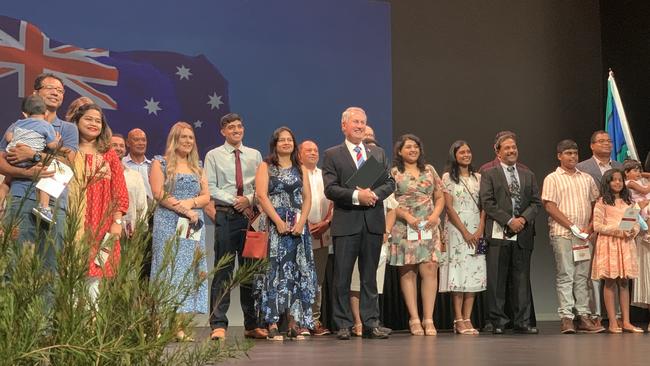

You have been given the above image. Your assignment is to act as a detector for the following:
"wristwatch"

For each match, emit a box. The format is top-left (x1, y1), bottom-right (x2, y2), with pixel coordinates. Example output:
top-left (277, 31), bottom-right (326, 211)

top-left (32, 152), bottom-right (42, 163)
top-left (114, 218), bottom-right (123, 225)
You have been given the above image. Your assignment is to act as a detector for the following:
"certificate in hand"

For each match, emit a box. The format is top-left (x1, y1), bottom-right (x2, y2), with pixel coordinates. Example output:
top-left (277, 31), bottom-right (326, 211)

top-left (35, 160), bottom-right (74, 199)
top-left (619, 206), bottom-right (640, 231)
top-left (345, 155), bottom-right (385, 189)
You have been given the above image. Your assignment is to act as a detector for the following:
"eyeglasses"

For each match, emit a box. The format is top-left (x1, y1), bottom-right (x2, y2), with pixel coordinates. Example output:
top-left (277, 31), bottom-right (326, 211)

top-left (594, 139), bottom-right (612, 144)
top-left (38, 85), bottom-right (65, 94)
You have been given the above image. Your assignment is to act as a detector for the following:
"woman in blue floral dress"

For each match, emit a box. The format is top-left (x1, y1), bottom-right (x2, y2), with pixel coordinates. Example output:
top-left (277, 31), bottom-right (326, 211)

top-left (255, 126), bottom-right (316, 341)
top-left (150, 122), bottom-right (211, 341)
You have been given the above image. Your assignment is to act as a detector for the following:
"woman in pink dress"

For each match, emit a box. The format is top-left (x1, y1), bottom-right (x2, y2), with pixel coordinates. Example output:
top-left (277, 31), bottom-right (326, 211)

top-left (69, 104), bottom-right (129, 301)
top-left (591, 169), bottom-right (641, 333)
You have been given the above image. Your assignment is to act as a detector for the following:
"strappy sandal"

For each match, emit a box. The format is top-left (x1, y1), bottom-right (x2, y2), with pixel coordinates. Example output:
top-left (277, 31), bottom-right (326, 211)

top-left (422, 319), bottom-right (437, 336)
top-left (464, 319), bottom-right (479, 335)
top-left (409, 319), bottom-right (424, 336)
top-left (453, 319), bottom-right (473, 335)
top-left (267, 326), bottom-right (284, 341)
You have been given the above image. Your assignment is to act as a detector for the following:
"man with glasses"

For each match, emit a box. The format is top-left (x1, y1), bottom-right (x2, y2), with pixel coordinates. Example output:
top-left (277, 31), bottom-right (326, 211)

top-left (0, 73), bottom-right (79, 274)
top-left (577, 130), bottom-right (623, 329)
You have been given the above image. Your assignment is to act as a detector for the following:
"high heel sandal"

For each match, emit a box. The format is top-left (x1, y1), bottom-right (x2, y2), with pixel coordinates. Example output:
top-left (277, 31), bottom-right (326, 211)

top-left (453, 319), bottom-right (473, 335)
top-left (422, 319), bottom-right (437, 336)
top-left (409, 319), bottom-right (424, 336)
top-left (464, 319), bottom-right (479, 335)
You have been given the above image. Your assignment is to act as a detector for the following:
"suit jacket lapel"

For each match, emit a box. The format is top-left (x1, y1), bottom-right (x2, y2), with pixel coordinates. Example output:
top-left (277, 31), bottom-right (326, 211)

top-left (496, 165), bottom-right (511, 199)
top-left (339, 143), bottom-right (357, 171)
top-left (517, 164), bottom-right (528, 195)
top-left (591, 157), bottom-right (603, 180)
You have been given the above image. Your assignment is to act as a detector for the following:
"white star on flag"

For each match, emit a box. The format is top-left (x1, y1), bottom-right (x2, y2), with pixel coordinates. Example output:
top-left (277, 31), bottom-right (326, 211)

top-left (175, 65), bottom-right (192, 80)
top-left (207, 92), bottom-right (224, 110)
top-left (144, 97), bottom-right (162, 115)
top-left (193, 120), bottom-right (204, 128)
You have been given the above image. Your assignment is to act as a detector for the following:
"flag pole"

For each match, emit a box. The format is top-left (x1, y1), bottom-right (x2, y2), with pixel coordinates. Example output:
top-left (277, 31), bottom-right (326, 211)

top-left (607, 70), bottom-right (639, 160)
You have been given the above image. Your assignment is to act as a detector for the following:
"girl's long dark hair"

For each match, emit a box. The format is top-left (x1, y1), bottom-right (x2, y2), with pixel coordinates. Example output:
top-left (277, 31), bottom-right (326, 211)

top-left (264, 126), bottom-right (300, 167)
top-left (600, 168), bottom-right (631, 206)
top-left (392, 134), bottom-right (426, 173)
top-left (444, 140), bottom-right (477, 184)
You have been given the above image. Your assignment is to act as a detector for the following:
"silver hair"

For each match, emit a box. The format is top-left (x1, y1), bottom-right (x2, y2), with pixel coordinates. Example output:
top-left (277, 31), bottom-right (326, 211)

top-left (341, 106), bottom-right (366, 123)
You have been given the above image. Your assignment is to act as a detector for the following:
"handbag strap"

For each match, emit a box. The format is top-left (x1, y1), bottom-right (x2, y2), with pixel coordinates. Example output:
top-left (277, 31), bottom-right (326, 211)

top-left (458, 175), bottom-right (480, 210)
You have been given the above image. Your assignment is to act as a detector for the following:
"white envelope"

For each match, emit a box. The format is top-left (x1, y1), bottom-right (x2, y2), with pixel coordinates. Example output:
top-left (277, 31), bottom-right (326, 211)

top-left (176, 217), bottom-right (202, 241)
top-left (491, 223), bottom-right (517, 241)
top-left (407, 223), bottom-right (433, 241)
top-left (35, 160), bottom-right (73, 199)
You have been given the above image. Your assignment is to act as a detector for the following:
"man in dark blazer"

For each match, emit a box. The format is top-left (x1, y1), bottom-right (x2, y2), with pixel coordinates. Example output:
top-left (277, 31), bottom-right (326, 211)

top-left (322, 107), bottom-right (395, 340)
top-left (576, 130), bottom-right (623, 187)
top-left (576, 130), bottom-right (623, 328)
top-left (479, 132), bottom-right (541, 334)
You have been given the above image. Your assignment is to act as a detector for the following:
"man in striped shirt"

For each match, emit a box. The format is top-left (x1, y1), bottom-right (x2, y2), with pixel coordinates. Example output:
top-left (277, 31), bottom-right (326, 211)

top-left (542, 139), bottom-right (604, 334)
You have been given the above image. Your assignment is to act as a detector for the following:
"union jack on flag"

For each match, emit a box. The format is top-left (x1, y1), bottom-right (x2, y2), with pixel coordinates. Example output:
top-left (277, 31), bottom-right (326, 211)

top-left (0, 15), bottom-right (230, 158)
top-left (0, 18), bottom-right (119, 109)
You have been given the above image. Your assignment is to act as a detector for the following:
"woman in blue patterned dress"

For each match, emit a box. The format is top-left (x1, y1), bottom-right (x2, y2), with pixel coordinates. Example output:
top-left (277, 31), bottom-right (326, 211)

top-left (255, 126), bottom-right (316, 341)
top-left (150, 122), bottom-right (211, 341)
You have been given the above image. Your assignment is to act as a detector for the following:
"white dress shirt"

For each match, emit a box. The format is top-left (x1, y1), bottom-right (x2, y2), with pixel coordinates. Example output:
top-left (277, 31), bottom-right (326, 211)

top-left (345, 139), bottom-right (368, 205)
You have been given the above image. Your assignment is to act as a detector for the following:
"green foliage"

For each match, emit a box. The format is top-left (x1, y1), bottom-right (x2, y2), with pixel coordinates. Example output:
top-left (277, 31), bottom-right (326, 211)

top-left (0, 182), bottom-right (266, 365)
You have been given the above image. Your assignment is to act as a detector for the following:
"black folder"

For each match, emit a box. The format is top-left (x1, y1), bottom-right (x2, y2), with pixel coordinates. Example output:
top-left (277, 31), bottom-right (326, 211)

top-left (345, 155), bottom-right (386, 189)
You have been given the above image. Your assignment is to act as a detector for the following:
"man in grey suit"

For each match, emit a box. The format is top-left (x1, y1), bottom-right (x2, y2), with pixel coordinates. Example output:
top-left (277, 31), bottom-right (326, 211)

top-left (322, 107), bottom-right (395, 340)
top-left (479, 131), bottom-right (541, 334)
top-left (576, 130), bottom-right (623, 329)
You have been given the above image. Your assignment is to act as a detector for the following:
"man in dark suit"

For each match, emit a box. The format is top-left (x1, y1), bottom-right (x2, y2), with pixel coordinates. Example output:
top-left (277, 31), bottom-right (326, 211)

top-left (479, 132), bottom-right (541, 334)
top-left (322, 107), bottom-right (395, 340)
top-left (576, 130), bottom-right (623, 329)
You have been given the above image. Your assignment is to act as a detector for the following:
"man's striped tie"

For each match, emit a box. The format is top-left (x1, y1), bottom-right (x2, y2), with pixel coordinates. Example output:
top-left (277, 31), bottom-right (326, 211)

top-left (354, 146), bottom-right (365, 168)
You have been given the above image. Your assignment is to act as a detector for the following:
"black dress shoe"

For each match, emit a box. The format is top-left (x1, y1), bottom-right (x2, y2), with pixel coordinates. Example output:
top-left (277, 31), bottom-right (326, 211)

top-left (513, 326), bottom-right (539, 334)
top-left (337, 328), bottom-right (351, 340)
top-left (363, 327), bottom-right (390, 339)
top-left (483, 323), bottom-right (494, 332)
top-left (492, 327), bottom-right (505, 335)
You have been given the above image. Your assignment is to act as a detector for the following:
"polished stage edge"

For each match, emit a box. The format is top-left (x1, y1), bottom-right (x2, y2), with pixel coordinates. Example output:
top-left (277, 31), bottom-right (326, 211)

top-left (189, 322), bottom-right (649, 366)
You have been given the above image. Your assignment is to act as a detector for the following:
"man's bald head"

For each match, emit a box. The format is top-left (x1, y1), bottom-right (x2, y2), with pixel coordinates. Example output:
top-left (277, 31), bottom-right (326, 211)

top-left (126, 128), bottom-right (148, 158)
top-left (299, 140), bottom-right (319, 169)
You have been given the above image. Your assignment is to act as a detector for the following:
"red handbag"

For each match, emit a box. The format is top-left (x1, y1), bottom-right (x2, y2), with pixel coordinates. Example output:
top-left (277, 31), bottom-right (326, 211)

top-left (241, 214), bottom-right (269, 259)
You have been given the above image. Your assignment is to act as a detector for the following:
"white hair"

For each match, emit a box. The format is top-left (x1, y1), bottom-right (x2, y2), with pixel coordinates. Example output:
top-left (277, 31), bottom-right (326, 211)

top-left (341, 106), bottom-right (366, 123)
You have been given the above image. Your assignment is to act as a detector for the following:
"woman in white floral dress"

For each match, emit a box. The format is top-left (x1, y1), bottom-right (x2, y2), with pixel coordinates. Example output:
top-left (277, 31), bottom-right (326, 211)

top-left (439, 140), bottom-right (486, 335)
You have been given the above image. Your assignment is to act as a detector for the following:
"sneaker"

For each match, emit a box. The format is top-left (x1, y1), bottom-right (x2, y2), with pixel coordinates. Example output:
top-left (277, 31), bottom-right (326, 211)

top-left (576, 316), bottom-right (604, 333)
top-left (32, 206), bottom-right (55, 224)
top-left (298, 327), bottom-right (311, 336)
top-left (311, 321), bottom-right (331, 336)
top-left (560, 318), bottom-right (576, 334)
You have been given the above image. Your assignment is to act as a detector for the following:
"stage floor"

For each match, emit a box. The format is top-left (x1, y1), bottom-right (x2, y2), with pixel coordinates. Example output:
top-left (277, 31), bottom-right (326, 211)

top-left (192, 322), bottom-right (649, 366)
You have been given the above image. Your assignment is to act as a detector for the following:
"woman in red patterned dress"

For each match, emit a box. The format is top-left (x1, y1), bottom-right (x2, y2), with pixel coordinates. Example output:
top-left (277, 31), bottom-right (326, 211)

top-left (69, 103), bottom-right (128, 302)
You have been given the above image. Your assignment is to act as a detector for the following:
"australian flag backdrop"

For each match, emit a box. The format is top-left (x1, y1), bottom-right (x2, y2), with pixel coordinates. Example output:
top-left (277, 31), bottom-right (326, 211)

top-left (0, 15), bottom-right (227, 158)
top-left (0, 1), bottom-right (392, 160)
